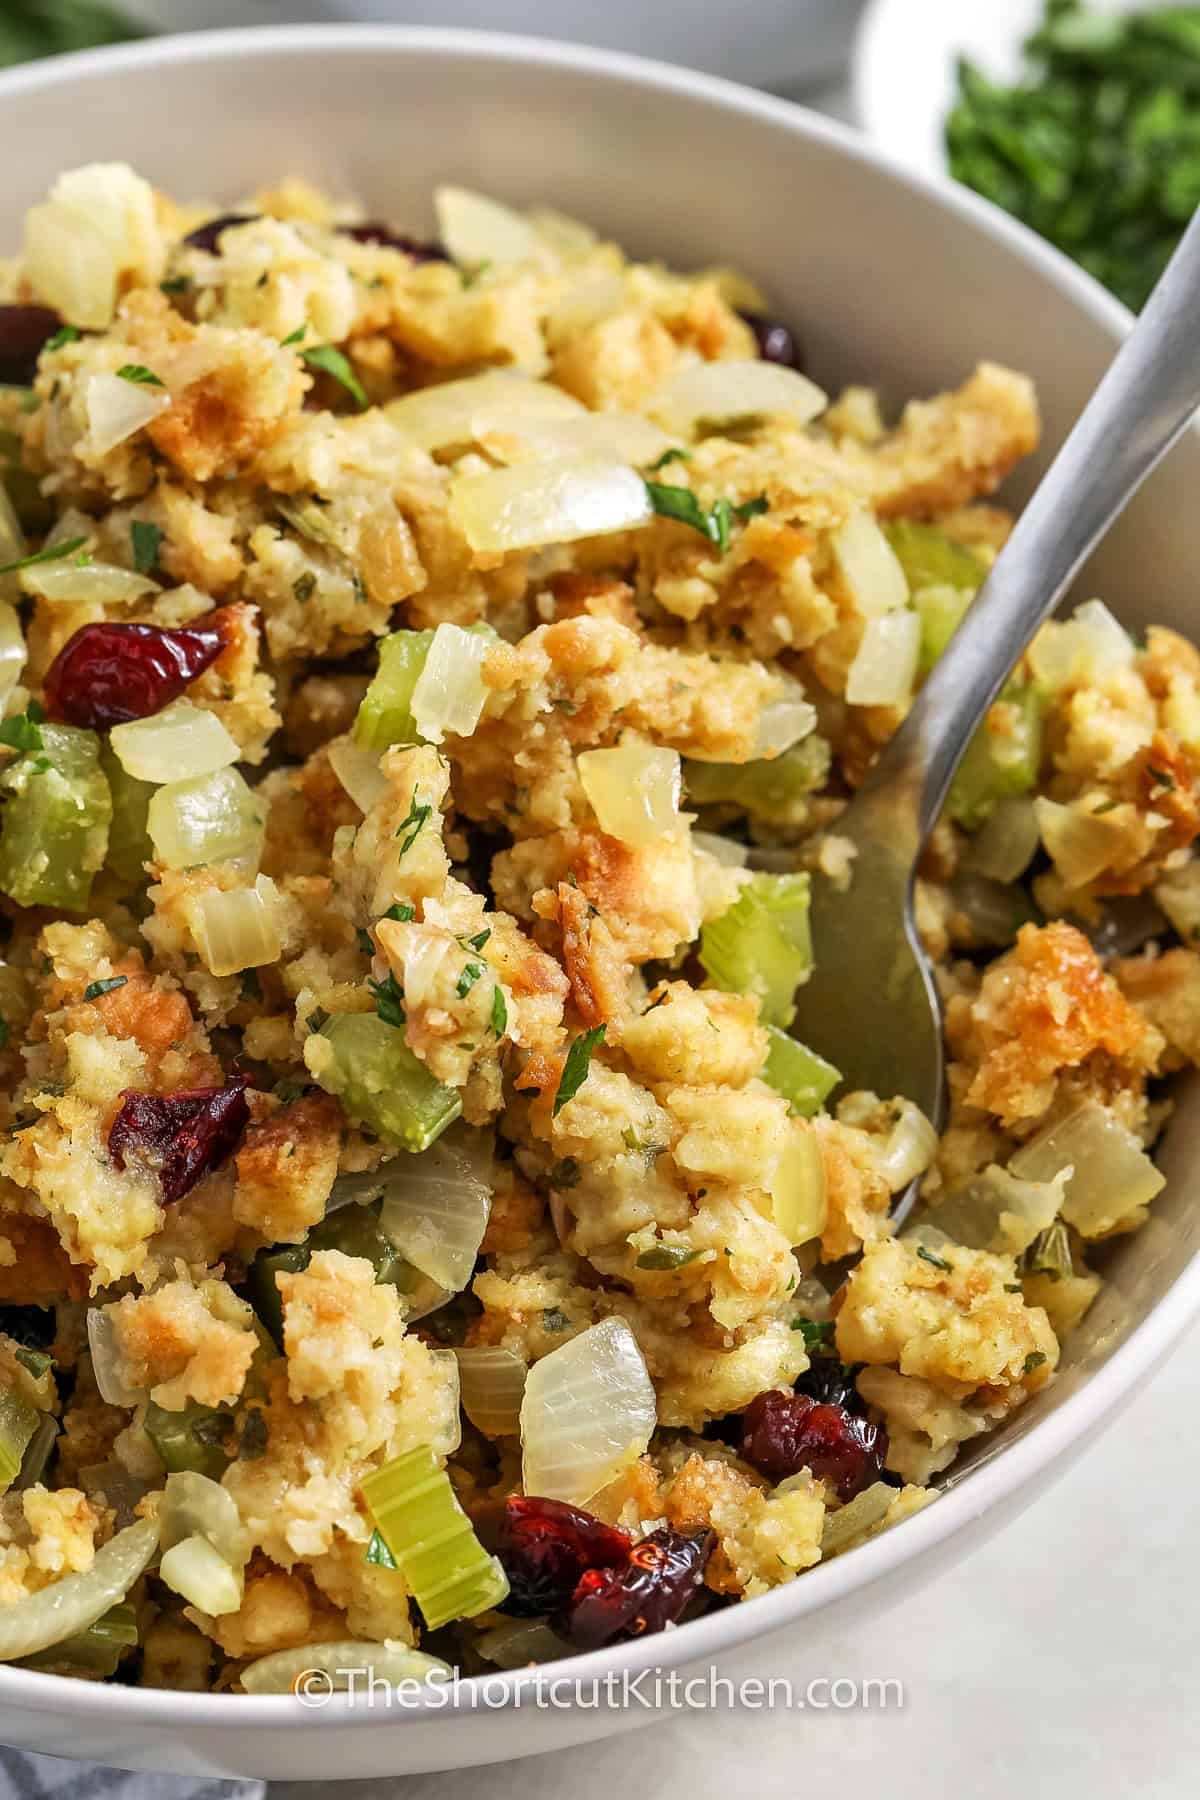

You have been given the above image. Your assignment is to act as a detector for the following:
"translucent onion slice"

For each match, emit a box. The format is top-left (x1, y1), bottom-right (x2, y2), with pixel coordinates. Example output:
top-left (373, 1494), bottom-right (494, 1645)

top-left (820, 1482), bottom-right (897, 1559)
top-left (110, 700), bottom-right (238, 784)
top-left (769, 1121), bottom-right (827, 1247)
top-left (432, 1348), bottom-right (463, 1457)
top-left (754, 676), bottom-right (817, 759)
top-left (85, 371), bottom-right (171, 456)
top-left (918, 1164), bottom-right (1067, 1257)
top-left (475, 1616), bottom-right (572, 1669)
top-left (24, 163), bottom-right (163, 331)
top-left (846, 610), bottom-right (922, 707)
top-left (13, 1415), bottom-right (58, 1492)
top-left (963, 795), bottom-right (1041, 884)
top-left (147, 766), bottom-right (265, 871)
top-left (159, 1534), bottom-right (243, 1616)
top-left (410, 622), bottom-right (490, 745)
top-left (529, 205), bottom-right (597, 256)
top-left (188, 875), bottom-right (282, 978)
top-left (479, 411), bottom-right (672, 468)
top-left (832, 508), bottom-right (910, 617)
top-left (0, 1516), bottom-right (159, 1663)
top-left (0, 482), bottom-right (26, 573)
top-left (1034, 797), bottom-right (1128, 890)
top-left (1028, 598), bottom-right (1133, 692)
top-left (434, 184), bottom-right (543, 268)
top-left (650, 359), bottom-right (827, 437)
top-left (241, 1639), bottom-right (452, 1695)
top-left (520, 1316), bottom-right (656, 1505)
top-left (545, 268), bottom-right (625, 343)
top-left (379, 1129), bottom-right (493, 1295)
top-left (361, 1445), bottom-right (509, 1630)
top-left (159, 1470), bottom-right (246, 1566)
top-left (86, 1306), bottom-right (144, 1407)
top-left (328, 735), bottom-right (390, 813)
top-left (1009, 1101), bottom-right (1164, 1237)
top-left (453, 1346), bottom-right (527, 1438)
top-left (386, 370), bottom-right (583, 454)
top-left (0, 602), bottom-right (27, 705)
top-left (874, 1100), bottom-right (939, 1190)
top-left (22, 560), bottom-right (160, 607)
top-left (577, 735), bottom-right (682, 849)
top-left (449, 456), bottom-right (652, 553)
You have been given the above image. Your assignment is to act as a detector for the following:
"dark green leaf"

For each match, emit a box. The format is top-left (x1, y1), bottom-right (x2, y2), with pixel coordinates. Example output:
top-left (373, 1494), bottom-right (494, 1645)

top-left (395, 797), bottom-right (431, 857)
top-left (116, 363), bottom-right (164, 387)
top-left (13, 1347), bottom-right (51, 1378)
top-left (1023, 1350), bottom-right (1048, 1375)
top-left (44, 325), bottom-right (80, 353)
top-left (456, 962), bottom-right (483, 999)
top-left (301, 344), bottom-right (368, 410)
top-left (0, 535), bottom-right (88, 578)
top-left (368, 973), bottom-right (406, 1030)
top-left (83, 976), bottom-right (127, 1003)
top-left (0, 710), bottom-right (43, 752)
top-left (365, 1528), bottom-right (398, 1568)
top-left (553, 1023), bottom-right (606, 1116)
top-left (280, 325), bottom-right (308, 347)
top-left (636, 1243), bottom-right (701, 1271)
top-left (490, 983), bottom-right (508, 1038)
top-left (916, 1244), bottom-right (953, 1273)
top-left (646, 447), bottom-right (691, 471)
top-left (384, 902), bottom-right (415, 923)
top-left (130, 519), bottom-right (163, 575)
top-left (792, 1317), bottom-right (835, 1352)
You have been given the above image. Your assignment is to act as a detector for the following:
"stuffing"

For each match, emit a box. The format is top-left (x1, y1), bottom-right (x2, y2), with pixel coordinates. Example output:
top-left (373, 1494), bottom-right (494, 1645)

top-left (104, 1276), bottom-right (260, 1410)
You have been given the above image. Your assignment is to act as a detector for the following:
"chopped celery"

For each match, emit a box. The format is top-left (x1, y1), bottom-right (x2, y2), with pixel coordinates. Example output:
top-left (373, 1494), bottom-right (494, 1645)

top-left (353, 629), bottom-right (435, 751)
top-left (22, 1603), bottom-right (138, 1677)
top-left (101, 745), bottom-right (154, 884)
top-left (0, 723), bottom-right (110, 910)
top-left (0, 1390), bottom-right (38, 1494)
top-left (761, 1024), bottom-right (840, 1117)
top-left (684, 735), bottom-right (832, 828)
top-left (884, 521), bottom-right (986, 595)
top-left (914, 584), bottom-right (973, 674)
top-left (248, 1202), bottom-right (420, 1344)
top-left (947, 682), bottom-right (1044, 831)
top-left (361, 1445), bottom-right (509, 1630)
top-left (699, 871), bottom-right (812, 1028)
top-left (144, 1398), bottom-right (232, 1482)
top-left (312, 1013), bottom-right (461, 1151)
top-left (246, 1245), bottom-right (308, 1346)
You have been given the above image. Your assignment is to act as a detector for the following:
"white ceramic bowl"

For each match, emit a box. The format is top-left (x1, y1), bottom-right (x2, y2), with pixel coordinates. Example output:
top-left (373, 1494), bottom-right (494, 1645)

top-left (2, 24), bottom-right (1199, 1782)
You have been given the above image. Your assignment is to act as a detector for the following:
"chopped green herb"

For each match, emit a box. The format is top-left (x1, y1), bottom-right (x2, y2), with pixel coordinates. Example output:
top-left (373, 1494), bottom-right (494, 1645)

top-left (0, 535), bottom-right (88, 578)
top-left (130, 519), bottom-right (163, 574)
top-left (14, 1347), bottom-right (52, 1379)
top-left (553, 1023), bottom-right (606, 1116)
top-left (542, 1307), bottom-right (571, 1332)
top-left (465, 928), bottom-right (491, 952)
top-left (547, 1157), bottom-right (581, 1189)
top-left (83, 976), bottom-right (127, 1003)
top-left (384, 902), bottom-right (415, 923)
top-left (115, 363), bottom-right (164, 387)
top-left (292, 571), bottom-right (316, 604)
top-left (301, 344), bottom-right (368, 410)
top-left (647, 447), bottom-right (691, 471)
top-left (1148, 765), bottom-right (1177, 791)
top-left (490, 983), bottom-right (508, 1038)
top-left (160, 275), bottom-right (192, 295)
top-left (636, 1243), bottom-right (701, 1271)
top-left (456, 962), bottom-right (483, 999)
top-left (365, 1526), bottom-right (399, 1568)
top-left (734, 494), bottom-right (769, 522)
top-left (239, 969), bottom-right (263, 1004)
top-left (1023, 1350), bottom-right (1048, 1375)
top-left (306, 1007), bottom-right (330, 1033)
top-left (238, 1407), bottom-right (269, 1461)
top-left (368, 973), bottom-right (406, 1030)
top-left (916, 1244), bottom-right (953, 1273)
top-left (356, 928), bottom-right (375, 956)
top-left (792, 1317), bottom-right (835, 1352)
top-left (44, 325), bottom-right (80, 353)
top-left (1024, 1219), bottom-right (1074, 1282)
top-left (0, 710), bottom-right (43, 753)
top-left (395, 797), bottom-right (432, 857)
top-left (280, 325), bottom-right (308, 347)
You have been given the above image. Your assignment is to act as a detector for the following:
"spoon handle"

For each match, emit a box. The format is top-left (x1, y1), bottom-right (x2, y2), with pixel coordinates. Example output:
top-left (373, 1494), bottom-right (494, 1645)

top-left (863, 202), bottom-right (1200, 850)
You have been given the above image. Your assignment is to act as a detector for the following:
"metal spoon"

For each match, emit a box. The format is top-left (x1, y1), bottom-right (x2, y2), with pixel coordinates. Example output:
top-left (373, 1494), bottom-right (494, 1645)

top-left (789, 206), bottom-right (1200, 1192)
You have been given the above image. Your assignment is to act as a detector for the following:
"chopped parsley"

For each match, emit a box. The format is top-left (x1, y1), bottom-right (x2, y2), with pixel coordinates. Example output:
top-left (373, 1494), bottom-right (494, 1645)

top-left (306, 1007), bottom-right (330, 1033)
top-left (83, 976), bottom-right (128, 1003)
top-left (916, 1244), bottom-right (953, 1273)
top-left (160, 275), bottom-right (192, 296)
top-left (301, 344), bottom-right (368, 410)
top-left (1023, 1350), bottom-right (1048, 1375)
top-left (643, 480), bottom-right (768, 553)
top-left (792, 1317), bottom-right (835, 1353)
top-left (239, 969), bottom-right (263, 1004)
top-left (365, 1528), bottom-right (398, 1569)
top-left (115, 363), bottom-right (165, 387)
top-left (368, 972), bottom-right (406, 1030)
top-left (1148, 765), bottom-right (1177, 791)
top-left (356, 928), bottom-right (375, 956)
top-left (636, 1243), bottom-right (701, 1271)
top-left (547, 1157), bottom-right (581, 1189)
top-left (44, 325), bottom-right (80, 353)
top-left (490, 983), bottom-right (508, 1038)
top-left (456, 962), bottom-right (483, 999)
top-left (130, 519), bottom-right (163, 574)
top-left (542, 1307), bottom-right (571, 1333)
top-left (464, 928), bottom-right (491, 952)
top-left (647, 446), bottom-right (691, 471)
top-left (0, 535), bottom-right (88, 578)
top-left (384, 902), bottom-right (415, 923)
top-left (292, 571), bottom-right (316, 604)
top-left (0, 707), bottom-right (44, 752)
top-left (395, 797), bottom-right (432, 857)
top-left (13, 1347), bottom-right (51, 1379)
top-left (280, 324), bottom-right (308, 347)
top-left (553, 1023), bottom-right (606, 1116)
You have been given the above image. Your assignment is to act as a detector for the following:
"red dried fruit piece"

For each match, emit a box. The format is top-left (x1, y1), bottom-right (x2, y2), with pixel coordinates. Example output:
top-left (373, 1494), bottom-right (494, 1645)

top-left (339, 223), bottom-right (449, 263)
top-left (741, 1389), bottom-right (888, 1500)
top-left (567, 1527), bottom-right (715, 1650)
top-left (496, 1495), bottom-right (631, 1618)
top-left (740, 311), bottom-right (805, 373)
top-left (183, 213), bottom-right (261, 253)
top-left (0, 304), bottom-right (62, 386)
top-left (43, 621), bottom-right (224, 730)
top-left (108, 1073), bottom-right (251, 1205)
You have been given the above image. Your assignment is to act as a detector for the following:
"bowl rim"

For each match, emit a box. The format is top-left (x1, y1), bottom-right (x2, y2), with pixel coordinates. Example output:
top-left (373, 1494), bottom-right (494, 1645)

top-left (0, 17), bottom-right (1194, 1731)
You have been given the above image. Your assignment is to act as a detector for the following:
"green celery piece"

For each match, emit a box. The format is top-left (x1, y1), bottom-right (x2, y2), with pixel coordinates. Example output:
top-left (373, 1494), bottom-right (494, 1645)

top-left (947, 681), bottom-right (1044, 831)
top-left (884, 520), bottom-right (987, 595)
top-left (245, 1244), bottom-right (309, 1346)
top-left (22, 1603), bottom-right (138, 1677)
top-left (144, 1398), bottom-right (232, 1481)
top-left (101, 744), bottom-right (154, 883)
top-left (914, 585), bottom-right (974, 675)
top-left (361, 1444), bottom-right (509, 1630)
top-left (0, 723), bottom-right (111, 910)
top-left (314, 1013), bottom-right (461, 1151)
top-left (0, 1389), bottom-right (38, 1493)
top-left (684, 736), bottom-right (832, 828)
top-left (248, 1202), bottom-right (421, 1343)
top-left (353, 629), bottom-right (435, 750)
top-left (699, 871), bottom-right (812, 1028)
top-left (761, 1024), bottom-right (841, 1117)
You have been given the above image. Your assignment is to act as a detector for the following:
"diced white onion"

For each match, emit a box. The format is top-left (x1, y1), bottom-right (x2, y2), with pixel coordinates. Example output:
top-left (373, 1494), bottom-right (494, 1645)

top-left (77, 1460), bottom-right (155, 1528)
top-left (85, 370), bottom-right (171, 456)
top-left (110, 700), bottom-right (238, 784)
top-left (479, 411), bottom-right (672, 468)
top-left (86, 1307), bottom-right (144, 1407)
top-left (159, 1471), bottom-right (247, 1567)
top-left (650, 359), bottom-right (827, 437)
top-left (22, 559), bottom-right (160, 606)
top-left (0, 1517), bottom-right (158, 1663)
top-left (411, 622), bottom-right (490, 745)
top-left (434, 184), bottom-right (544, 269)
top-left (755, 675), bottom-right (817, 759)
top-left (475, 1616), bottom-right (572, 1669)
top-left (520, 1316), bottom-right (656, 1505)
top-left (432, 1348), bottom-right (463, 1457)
top-left (159, 1533), bottom-right (243, 1616)
top-left (1028, 598), bottom-right (1134, 693)
top-left (692, 829), bottom-right (749, 868)
top-left (846, 610), bottom-right (922, 706)
top-left (1009, 1102), bottom-right (1164, 1237)
top-left (385, 369), bottom-right (583, 454)
top-left (0, 482), bottom-right (26, 573)
top-left (147, 766), bottom-right (265, 871)
top-left (453, 1347), bottom-right (527, 1438)
top-left (379, 1128), bottom-right (494, 1295)
top-left (328, 736), bottom-right (390, 813)
top-left (188, 875), bottom-right (282, 978)
top-left (769, 1121), bottom-right (827, 1247)
top-left (545, 269), bottom-right (625, 343)
top-left (1034, 797), bottom-right (1128, 889)
top-left (577, 735), bottom-right (682, 849)
top-left (1155, 860), bottom-right (1200, 941)
top-left (919, 1164), bottom-right (1067, 1256)
top-left (24, 162), bottom-right (164, 330)
top-left (13, 1416), bottom-right (58, 1492)
top-left (529, 206), bottom-right (598, 257)
top-left (963, 795), bottom-right (1041, 883)
top-left (393, 927), bottom-right (452, 1010)
top-left (820, 1482), bottom-right (896, 1558)
top-left (874, 1099), bottom-right (939, 1191)
top-left (241, 1640), bottom-right (452, 1695)
top-left (449, 456), bottom-right (652, 552)
top-left (833, 508), bottom-right (910, 617)
top-left (0, 602), bottom-right (27, 704)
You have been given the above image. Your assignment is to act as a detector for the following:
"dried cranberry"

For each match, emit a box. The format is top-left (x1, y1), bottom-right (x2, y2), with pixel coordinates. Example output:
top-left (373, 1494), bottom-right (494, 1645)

top-left (43, 621), bottom-right (224, 730)
top-left (339, 224), bottom-right (449, 263)
top-left (567, 1528), bottom-right (715, 1650)
top-left (496, 1496), bottom-right (631, 1618)
top-left (741, 1390), bottom-right (887, 1501)
top-left (183, 213), bottom-right (261, 254)
top-left (740, 311), bottom-right (805, 372)
top-left (108, 1073), bottom-right (251, 1205)
top-left (0, 304), bottom-right (62, 386)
